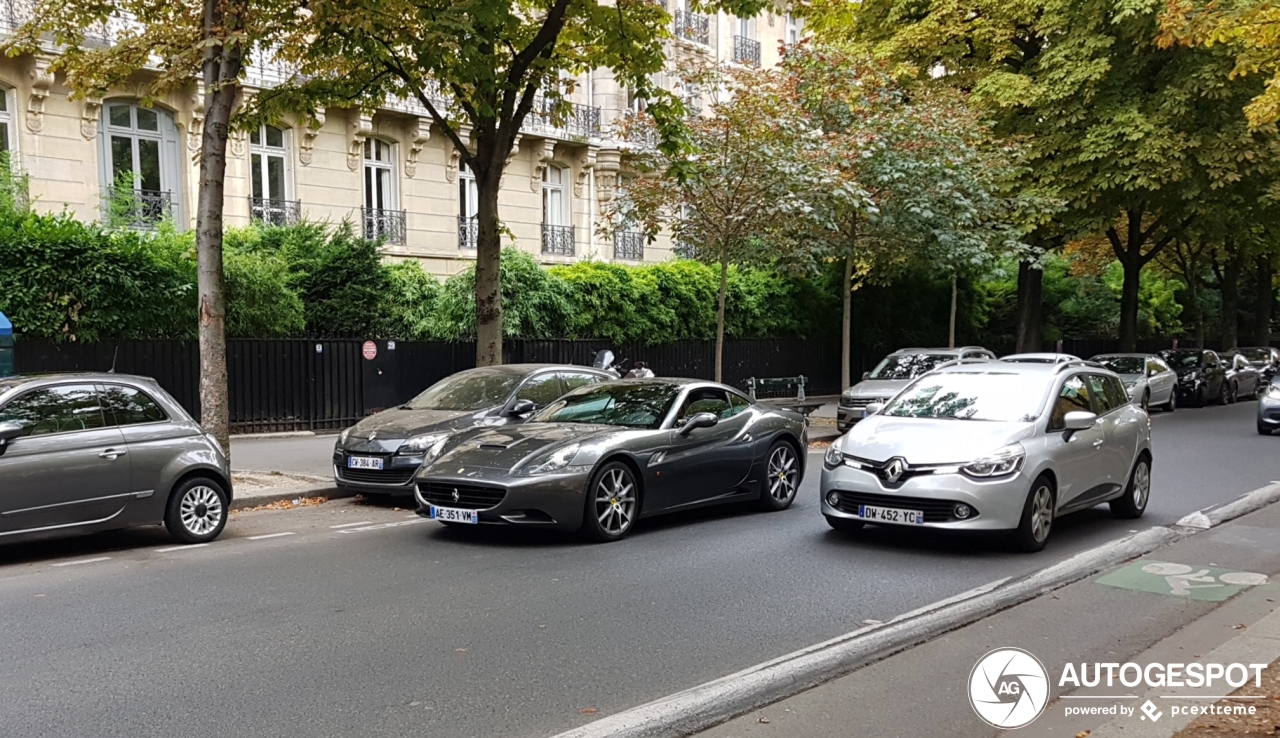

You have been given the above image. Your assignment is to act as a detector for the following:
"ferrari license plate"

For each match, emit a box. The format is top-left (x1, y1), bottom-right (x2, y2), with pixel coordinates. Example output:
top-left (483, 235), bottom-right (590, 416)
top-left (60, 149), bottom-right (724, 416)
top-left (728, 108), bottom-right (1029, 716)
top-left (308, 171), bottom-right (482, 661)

top-left (347, 456), bottom-right (383, 470)
top-left (430, 505), bottom-right (478, 524)
top-left (857, 504), bottom-right (925, 525)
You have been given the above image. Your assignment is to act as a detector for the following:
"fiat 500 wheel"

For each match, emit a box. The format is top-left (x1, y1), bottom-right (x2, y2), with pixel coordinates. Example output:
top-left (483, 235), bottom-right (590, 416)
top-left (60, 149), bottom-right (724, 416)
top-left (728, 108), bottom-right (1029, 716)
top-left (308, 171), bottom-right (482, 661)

top-left (164, 477), bottom-right (229, 544)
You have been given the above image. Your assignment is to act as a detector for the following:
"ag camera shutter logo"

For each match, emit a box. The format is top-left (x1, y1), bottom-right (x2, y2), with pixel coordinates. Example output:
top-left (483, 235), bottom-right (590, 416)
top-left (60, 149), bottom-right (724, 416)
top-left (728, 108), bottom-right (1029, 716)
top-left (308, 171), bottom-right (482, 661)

top-left (969, 648), bottom-right (1050, 729)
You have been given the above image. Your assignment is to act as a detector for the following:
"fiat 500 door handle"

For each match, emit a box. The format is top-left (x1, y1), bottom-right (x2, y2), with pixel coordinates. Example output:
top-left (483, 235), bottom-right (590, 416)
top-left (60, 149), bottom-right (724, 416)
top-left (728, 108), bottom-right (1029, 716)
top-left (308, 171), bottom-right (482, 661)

top-left (99, 448), bottom-right (127, 460)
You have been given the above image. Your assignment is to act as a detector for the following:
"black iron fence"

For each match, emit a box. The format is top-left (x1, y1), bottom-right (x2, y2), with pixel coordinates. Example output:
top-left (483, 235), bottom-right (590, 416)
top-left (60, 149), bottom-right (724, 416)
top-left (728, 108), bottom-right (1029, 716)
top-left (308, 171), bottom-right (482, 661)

top-left (13, 338), bottom-right (845, 433)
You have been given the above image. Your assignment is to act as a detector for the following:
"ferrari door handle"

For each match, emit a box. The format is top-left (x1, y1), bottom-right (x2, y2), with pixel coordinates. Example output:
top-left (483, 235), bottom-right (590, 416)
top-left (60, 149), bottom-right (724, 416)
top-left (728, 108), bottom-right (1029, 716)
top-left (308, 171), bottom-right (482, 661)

top-left (1092, 439), bottom-right (1104, 448)
top-left (741, 434), bottom-right (753, 443)
top-left (99, 448), bottom-right (127, 460)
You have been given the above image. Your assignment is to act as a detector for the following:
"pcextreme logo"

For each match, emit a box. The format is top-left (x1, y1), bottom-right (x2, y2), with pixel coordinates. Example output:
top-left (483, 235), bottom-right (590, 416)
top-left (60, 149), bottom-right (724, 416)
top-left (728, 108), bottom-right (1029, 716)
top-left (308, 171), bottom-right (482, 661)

top-left (968, 648), bottom-right (1050, 729)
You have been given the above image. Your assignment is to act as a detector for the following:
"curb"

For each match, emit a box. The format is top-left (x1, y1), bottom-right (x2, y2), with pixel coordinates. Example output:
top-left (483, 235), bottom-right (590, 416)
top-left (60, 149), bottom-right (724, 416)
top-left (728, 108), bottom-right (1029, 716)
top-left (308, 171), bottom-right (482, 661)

top-left (230, 430), bottom-right (318, 440)
top-left (550, 483), bottom-right (1280, 738)
top-left (229, 484), bottom-right (352, 511)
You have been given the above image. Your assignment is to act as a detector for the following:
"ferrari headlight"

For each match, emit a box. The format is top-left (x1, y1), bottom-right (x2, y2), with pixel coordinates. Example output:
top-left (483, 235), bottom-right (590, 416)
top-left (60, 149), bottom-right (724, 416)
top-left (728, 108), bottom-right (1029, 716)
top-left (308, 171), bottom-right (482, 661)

top-left (824, 444), bottom-right (844, 469)
top-left (398, 433), bottom-right (449, 459)
top-left (961, 444), bottom-right (1025, 479)
top-left (526, 443), bottom-right (583, 475)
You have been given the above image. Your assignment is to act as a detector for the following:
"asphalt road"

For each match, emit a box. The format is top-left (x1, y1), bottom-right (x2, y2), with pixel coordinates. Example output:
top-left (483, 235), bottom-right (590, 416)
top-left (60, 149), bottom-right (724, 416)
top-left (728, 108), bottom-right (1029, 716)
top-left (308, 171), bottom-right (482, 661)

top-left (1, 400), bottom-right (1276, 738)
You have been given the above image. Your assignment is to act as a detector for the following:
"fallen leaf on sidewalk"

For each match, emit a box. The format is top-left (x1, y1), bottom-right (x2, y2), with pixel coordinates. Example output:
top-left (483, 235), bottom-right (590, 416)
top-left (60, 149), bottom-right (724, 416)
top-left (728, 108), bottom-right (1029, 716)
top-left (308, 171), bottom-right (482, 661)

top-left (580, 708), bottom-right (597, 715)
top-left (1233, 624), bottom-right (1248, 630)
top-left (232, 496), bottom-right (326, 513)
top-left (758, 717), bottom-right (770, 724)
top-left (455, 648), bottom-right (467, 653)
top-left (1076, 731), bottom-right (1091, 737)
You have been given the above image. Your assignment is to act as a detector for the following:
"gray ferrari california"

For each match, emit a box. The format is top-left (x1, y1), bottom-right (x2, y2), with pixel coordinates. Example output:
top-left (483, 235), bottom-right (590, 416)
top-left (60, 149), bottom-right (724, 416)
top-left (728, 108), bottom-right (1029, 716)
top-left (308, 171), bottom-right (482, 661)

top-left (413, 378), bottom-right (808, 541)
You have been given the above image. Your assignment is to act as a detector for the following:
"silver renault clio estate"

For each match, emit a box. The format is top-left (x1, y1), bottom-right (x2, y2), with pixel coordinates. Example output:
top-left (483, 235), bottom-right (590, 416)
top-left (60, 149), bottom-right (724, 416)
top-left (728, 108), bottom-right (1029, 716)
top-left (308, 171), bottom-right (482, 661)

top-left (820, 360), bottom-right (1151, 551)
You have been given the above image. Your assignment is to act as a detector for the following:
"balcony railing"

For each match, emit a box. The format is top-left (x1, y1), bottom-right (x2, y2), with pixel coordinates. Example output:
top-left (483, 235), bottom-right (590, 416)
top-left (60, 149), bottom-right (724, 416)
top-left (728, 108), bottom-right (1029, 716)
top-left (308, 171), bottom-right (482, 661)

top-left (525, 96), bottom-right (601, 141)
top-left (541, 224), bottom-right (575, 256)
top-left (613, 231), bottom-right (646, 261)
top-left (458, 215), bottom-right (478, 250)
top-left (362, 207), bottom-right (406, 245)
top-left (104, 189), bottom-right (172, 229)
top-left (733, 36), bottom-right (761, 67)
top-left (674, 10), bottom-right (710, 45)
top-left (249, 197), bottom-right (301, 226)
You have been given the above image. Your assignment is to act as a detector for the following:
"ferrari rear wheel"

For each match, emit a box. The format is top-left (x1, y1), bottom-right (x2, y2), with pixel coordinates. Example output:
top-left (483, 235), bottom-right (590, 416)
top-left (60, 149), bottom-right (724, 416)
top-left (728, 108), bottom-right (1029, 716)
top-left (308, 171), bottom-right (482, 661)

top-left (581, 461), bottom-right (639, 543)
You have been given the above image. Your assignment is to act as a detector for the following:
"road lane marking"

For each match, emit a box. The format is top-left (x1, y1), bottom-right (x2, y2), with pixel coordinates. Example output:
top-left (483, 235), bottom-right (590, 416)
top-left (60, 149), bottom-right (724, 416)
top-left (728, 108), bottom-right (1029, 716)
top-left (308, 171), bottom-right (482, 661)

top-left (247, 532), bottom-right (295, 540)
top-left (155, 543), bottom-right (210, 553)
top-left (52, 557), bottom-right (111, 567)
top-left (329, 521), bottom-right (373, 529)
top-left (339, 519), bottom-right (426, 534)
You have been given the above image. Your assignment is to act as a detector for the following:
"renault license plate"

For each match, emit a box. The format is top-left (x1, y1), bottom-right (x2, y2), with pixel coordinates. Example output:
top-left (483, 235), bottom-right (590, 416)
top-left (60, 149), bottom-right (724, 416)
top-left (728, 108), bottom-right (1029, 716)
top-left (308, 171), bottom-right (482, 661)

top-left (430, 505), bottom-right (478, 524)
top-left (347, 456), bottom-right (383, 470)
top-left (858, 504), bottom-right (924, 525)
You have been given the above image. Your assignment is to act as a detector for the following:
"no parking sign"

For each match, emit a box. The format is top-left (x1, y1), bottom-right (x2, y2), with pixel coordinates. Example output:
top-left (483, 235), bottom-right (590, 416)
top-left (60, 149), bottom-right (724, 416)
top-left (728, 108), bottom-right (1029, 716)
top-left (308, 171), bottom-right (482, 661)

top-left (362, 341), bottom-right (377, 360)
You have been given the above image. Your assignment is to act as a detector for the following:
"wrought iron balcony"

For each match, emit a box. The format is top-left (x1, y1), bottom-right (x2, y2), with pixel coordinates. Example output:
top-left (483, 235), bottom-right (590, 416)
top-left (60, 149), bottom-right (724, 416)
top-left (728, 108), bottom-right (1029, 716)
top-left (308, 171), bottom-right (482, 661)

top-left (613, 231), bottom-right (646, 261)
top-left (674, 10), bottom-right (710, 45)
top-left (734, 35), bottom-right (761, 67)
top-left (541, 224), bottom-right (575, 256)
top-left (362, 207), bottom-right (406, 245)
top-left (249, 197), bottom-right (301, 226)
top-left (525, 96), bottom-right (601, 141)
top-left (104, 188), bottom-right (172, 229)
top-left (458, 215), bottom-right (478, 250)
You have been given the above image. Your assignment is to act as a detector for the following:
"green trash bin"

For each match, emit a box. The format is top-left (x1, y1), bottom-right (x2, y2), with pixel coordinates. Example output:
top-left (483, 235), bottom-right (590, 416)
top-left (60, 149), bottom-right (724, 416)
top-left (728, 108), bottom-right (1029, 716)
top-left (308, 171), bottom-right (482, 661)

top-left (0, 311), bottom-right (13, 377)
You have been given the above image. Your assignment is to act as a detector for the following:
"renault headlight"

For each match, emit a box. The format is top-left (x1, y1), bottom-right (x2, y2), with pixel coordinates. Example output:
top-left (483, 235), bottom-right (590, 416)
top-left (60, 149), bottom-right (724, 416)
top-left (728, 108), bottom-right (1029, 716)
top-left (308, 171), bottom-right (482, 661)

top-left (1267, 384), bottom-right (1280, 400)
top-left (398, 433), bottom-right (449, 459)
top-left (961, 444), bottom-right (1025, 479)
top-left (525, 443), bottom-right (585, 475)
top-left (824, 444), bottom-right (844, 469)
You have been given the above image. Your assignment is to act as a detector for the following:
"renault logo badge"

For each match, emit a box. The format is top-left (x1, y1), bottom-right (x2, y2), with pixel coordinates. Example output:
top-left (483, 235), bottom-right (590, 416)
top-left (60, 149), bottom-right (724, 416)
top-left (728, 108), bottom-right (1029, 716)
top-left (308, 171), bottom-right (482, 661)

top-left (452, 488), bottom-right (460, 502)
top-left (883, 458), bottom-right (906, 484)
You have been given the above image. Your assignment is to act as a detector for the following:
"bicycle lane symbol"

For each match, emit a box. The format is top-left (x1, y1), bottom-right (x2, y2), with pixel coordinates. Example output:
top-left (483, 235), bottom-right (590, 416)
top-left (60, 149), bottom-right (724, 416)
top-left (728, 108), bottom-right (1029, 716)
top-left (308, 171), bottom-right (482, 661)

top-left (1096, 561), bottom-right (1269, 601)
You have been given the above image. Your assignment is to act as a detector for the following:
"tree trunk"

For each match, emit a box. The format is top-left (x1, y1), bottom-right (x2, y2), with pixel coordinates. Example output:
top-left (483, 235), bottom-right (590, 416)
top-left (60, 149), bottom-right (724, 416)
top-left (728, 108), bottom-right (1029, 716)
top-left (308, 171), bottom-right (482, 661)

top-left (1118, 256), bottom-right (1141, 352)
top-left (948, 275), bottom-right (957, 348)
top-left (1015, 260), bottom-right (1043, 353)
top-left (1255, 254), bottom-right (1273, 346)
top-left (715, 250), bottom-right (729, 383)
top-left (841, 255), bottom-right (853, 390)
top-left (1221, 243), bottom-right (1244, 351)
top-left (195, 0), bottom-right (244, 455)
top-left (474, 166), bottom-right (503, 366)
top-left (1185, 275), bottom-right (1203, 348)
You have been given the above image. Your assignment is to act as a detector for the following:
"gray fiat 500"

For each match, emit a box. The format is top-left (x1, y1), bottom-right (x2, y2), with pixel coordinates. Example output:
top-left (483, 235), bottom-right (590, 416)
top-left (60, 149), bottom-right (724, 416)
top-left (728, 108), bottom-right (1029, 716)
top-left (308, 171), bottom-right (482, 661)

top-left (333, 364), bottom-right (612, 496)
top-left (0, 373), bottom-right (232, 545)
top-left (821, 361), bottom-right (1152, 552)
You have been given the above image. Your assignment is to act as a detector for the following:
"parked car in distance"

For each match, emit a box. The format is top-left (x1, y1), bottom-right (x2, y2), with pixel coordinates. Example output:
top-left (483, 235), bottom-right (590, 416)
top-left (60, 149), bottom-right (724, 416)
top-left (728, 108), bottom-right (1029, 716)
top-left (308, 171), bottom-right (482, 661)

top-left (837, 346), bottom-right (997, 432)
top-left (0, 373), bottom-right (232, 546)
top-left (1159, 348), bottom-right (1229, 407)
top-left (1232, 347), bottom-right (1280, 383)
top-left (1091, 353), bottom-right (1177, 412)
top-left (1001, 353), bottom-right (1081, 364)
top-left (821, 360), bottom-right (1152, 552)
top-left (334, 364), bottom-right (613, 497)
top-left (1258, 378), bottom-right (1280, 435)
top-left (1223, 352), bottom-right (1264, 403)
top-left (414, 378), bottom-right (808, 541)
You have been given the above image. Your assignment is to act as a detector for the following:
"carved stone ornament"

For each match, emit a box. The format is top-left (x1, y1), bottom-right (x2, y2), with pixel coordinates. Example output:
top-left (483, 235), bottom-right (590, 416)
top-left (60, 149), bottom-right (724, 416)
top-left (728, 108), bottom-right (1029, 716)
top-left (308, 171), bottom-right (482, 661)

top-left (573, 145), bottom-right (599, 198)
top-left (499, 134), bottom-right (521, 189)
top-left (531, 140), bottom-right (557, 192)
top-left (595, 148), bottom-right (622, 204)
top-left (347, 111), bottom-right (374, 171)
top-left (404, 117), bottom-right (431, 178)
top-left (186, 87), bottom-right (205, 151)
top-left (298, 107), bottom-right (325, 166)
top-left (444, 124), bottom-right (473, 182)
top-left (80, 96), bottom-right (104, 140)
top-left (27, 56), bottom-right (55, 133)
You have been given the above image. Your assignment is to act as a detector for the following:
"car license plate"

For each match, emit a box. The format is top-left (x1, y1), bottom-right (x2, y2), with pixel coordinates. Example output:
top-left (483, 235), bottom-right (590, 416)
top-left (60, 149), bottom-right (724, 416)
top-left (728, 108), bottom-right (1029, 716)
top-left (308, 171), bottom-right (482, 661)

top-left (858, 504), bottom-right (925, 525)
top-left (430, 505), bottom-right (478, 524)
top-left (347, 456), bottom-right (383, 470)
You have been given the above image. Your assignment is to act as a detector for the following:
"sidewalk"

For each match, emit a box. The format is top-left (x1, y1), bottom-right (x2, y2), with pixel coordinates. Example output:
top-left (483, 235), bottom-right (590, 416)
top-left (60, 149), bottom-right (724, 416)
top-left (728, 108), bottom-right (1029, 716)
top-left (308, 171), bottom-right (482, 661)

top-left (693, 497), bottom-right (1280, 738)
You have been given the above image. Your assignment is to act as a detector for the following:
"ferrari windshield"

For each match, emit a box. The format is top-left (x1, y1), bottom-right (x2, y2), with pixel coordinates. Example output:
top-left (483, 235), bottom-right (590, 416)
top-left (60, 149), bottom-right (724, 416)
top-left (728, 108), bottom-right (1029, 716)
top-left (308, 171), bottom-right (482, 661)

top-left (1094, 356), bottom-right (1145, 375)
top-left (533, 383), bottom-right (679, 428)
top-left (402, 369), bottom-right (523, 411)
top-left (868, 354), bottom-right (954, 380)
top-left (882, 372), bottom-right (1048, 422)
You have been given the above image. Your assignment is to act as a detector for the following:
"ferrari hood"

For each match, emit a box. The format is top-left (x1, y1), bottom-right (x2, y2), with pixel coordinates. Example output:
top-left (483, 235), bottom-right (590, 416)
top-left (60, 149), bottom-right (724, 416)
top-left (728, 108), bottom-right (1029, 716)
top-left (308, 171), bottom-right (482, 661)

top-left (429, 423), bottom-right (615, 471)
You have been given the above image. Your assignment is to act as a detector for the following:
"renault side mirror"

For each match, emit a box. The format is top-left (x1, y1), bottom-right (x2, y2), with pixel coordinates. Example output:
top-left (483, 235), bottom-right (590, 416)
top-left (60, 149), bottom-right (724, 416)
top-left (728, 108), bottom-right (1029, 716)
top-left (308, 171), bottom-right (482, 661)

top-left (862, 371), bottom-right (871, 381)
top-left (0, 420), bottom-right (21, 455)
top-left (1062, 411), bottom-right (1097, 440)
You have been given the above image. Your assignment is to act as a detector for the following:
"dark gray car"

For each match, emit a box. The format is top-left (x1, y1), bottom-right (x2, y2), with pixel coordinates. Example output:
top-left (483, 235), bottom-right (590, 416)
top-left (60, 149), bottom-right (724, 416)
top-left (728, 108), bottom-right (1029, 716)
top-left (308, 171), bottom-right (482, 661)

top-left (413, 378), bottom-right (808, 541)
top-left (333, 364), bottom-right (612, 496)
top-left (0, 373), bottom-right (232, 545)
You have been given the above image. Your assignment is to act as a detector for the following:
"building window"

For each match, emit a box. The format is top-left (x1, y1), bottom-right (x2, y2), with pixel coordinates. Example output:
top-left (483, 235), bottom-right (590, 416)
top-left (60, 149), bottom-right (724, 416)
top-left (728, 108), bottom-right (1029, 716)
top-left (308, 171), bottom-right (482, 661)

top-left (613, 175), bottom-right (644, 262)
top-left (458, 162), bottom-right (478, 250)
top-left (100, 102), bottom-right (180, 228)
top-left (674, 0), bottom-right (710, 45)
top-left (541, 164), bottom-right (574, 256)
top-left (0, 90), bottom-right (12, 154)
top-left (249, 123), bottom-right (299, 225)
top-left (362, 138), bottom-right (404, 244)
top-left (786, 13), bottom-right (801, 46)
top-left (734, 18), bottom-right (761, 67)
top-left (682, 82), bottom-right (703, 118)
